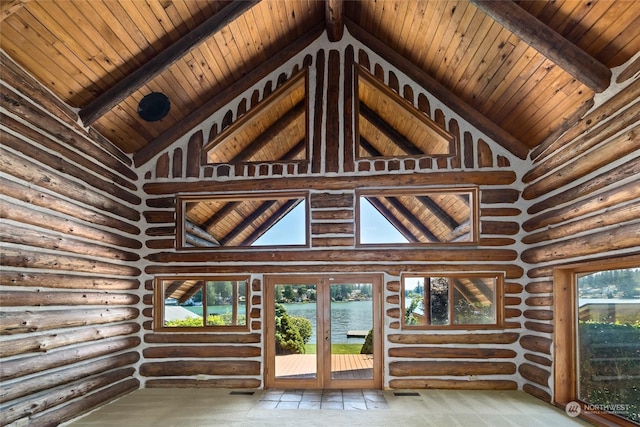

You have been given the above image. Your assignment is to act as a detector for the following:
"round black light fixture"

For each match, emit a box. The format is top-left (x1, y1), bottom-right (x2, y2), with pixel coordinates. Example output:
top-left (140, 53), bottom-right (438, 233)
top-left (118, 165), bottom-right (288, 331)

top-left (137, 92), bottom-right (170, 122)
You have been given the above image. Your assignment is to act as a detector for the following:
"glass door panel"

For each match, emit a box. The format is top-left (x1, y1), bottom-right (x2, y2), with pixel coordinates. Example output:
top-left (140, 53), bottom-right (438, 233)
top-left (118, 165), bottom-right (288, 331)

top-left (329, 282), bottom-right (374, 381)
top-left (266, 274), bottom-right (381, 390)
top-left (273, 283), bottom-right (318, 381)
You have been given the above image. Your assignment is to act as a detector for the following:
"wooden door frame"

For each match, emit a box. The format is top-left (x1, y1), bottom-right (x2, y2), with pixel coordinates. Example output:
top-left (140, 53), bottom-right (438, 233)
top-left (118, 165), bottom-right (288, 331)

top-left (264, 273), bottom-right (383, 389)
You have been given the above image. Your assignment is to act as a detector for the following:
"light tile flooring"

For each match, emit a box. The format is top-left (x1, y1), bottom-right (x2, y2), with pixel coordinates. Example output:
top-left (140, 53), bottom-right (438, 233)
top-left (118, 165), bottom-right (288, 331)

top-left (65, 388), bottom-right (593, 427)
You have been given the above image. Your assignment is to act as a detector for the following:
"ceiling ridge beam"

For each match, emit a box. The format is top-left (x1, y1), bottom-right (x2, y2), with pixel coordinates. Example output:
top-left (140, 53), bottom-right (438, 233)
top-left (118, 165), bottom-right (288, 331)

top-left (325, 0), bottom-right (344, 42)
top-left (346, 18), bottom-right (529, 160)
top-left (134, 22), bottom-right (324, 167)
top-left (469, 0), bottom-right (611, 94)
top-left (79, 0), bottom-right (260, 126)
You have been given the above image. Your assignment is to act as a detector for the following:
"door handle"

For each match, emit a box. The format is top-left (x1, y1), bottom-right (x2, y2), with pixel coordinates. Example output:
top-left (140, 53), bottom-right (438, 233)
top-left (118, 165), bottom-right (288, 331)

top-left (325, 330), bottom-right (330, 341)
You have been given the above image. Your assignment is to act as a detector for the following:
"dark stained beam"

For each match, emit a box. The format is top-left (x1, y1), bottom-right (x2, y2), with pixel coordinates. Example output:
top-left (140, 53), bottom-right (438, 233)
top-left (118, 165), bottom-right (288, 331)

top-left (219, 200), bottom-right (277, 246)
top-left (360, 104), bottom-right (423, 155)
top-left (365, 197), bottom-right (420, 244)
top-left (325, 0), bottom-right (344, 42)
top-left (345, 18), bottom-right (529, 160)
top-left (281, 138), bottom-right (306, 161)
top-left (134, 22), bottom-right (324, 167)
top-left (359, 136), bottom-right (381, 156)
top-left (202, 202), bottom-right (241, 230)
top-left (469, 0), bottom-right (611, 93)
top-left (240, 199), bottom-right (301, 246)
top-left (384, 196), bottom-right (439, 242)
top-left (229, 101), bottom-right (305, 163)
top-left (417, 196), bottom-right (459, 230)
top-left (79, 1), bottom-right (260, 126)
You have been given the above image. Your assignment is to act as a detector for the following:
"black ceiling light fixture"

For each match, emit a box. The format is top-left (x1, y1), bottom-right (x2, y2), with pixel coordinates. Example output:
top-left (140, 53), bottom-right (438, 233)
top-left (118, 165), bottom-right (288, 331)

top-left (138, 92), bottom-right (171, 122)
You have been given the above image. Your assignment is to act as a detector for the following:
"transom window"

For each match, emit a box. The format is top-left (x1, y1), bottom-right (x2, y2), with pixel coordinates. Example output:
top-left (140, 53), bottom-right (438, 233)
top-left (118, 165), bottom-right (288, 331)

top-left (154, 276), bottom-right (249, 331)
top-left (402, 273), bottom-right (503, 329)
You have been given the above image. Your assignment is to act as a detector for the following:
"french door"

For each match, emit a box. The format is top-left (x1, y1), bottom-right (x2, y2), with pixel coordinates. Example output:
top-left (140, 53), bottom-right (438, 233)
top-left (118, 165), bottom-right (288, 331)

top-left (264, 274), bottom-right (382, 389)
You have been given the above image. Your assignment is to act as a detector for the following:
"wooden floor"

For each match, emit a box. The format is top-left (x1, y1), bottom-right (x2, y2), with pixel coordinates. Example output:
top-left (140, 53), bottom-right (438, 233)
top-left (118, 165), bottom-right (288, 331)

top-left (275, 354), bottom-right (373, 379)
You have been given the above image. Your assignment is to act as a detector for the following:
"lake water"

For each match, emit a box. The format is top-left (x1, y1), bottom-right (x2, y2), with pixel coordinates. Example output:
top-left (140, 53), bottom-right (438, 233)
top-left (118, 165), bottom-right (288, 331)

top-left (186, 301), bottom-right (373, 344)
top-left (281, 300), bottom-right (373, 344)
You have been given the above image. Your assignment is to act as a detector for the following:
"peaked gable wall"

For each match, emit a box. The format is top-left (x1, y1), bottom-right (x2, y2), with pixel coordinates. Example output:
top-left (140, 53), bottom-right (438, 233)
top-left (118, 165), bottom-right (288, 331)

top-left (139, 31), bottom-right (530, 392)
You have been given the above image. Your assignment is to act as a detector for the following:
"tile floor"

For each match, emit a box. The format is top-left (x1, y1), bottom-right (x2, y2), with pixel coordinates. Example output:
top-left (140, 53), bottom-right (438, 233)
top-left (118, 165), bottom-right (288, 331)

top-left (64, 388), bottom-right (593, 427)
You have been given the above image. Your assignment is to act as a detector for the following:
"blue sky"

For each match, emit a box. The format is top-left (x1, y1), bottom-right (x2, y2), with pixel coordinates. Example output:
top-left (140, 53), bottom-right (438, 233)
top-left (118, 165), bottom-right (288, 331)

top-left (252, 198), bottom-right (408, 246)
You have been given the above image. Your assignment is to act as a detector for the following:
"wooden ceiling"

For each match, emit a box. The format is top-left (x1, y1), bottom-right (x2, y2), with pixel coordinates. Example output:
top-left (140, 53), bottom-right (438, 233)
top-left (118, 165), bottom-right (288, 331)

top-left (2, 0), bottom-right (638, 163)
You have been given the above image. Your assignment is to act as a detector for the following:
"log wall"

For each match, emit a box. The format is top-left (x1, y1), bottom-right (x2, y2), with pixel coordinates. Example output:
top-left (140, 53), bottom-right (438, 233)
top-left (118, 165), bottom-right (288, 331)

top-left (0, 53), bottom-right (142, 425)
top-left (520, 73), bottom-right (640, 402)
top-left (139, 36), bottom-right (527, 390)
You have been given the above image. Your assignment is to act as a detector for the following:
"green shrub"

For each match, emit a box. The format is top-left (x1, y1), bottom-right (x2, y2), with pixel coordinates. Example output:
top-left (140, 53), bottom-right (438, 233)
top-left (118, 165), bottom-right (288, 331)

top-left (360, 329), bottom-right (373, 354)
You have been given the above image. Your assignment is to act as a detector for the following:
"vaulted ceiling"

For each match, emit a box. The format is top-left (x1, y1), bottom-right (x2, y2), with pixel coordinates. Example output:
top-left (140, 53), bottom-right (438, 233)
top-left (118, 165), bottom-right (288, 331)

top-left (2, 0), bottom-right (638, 167)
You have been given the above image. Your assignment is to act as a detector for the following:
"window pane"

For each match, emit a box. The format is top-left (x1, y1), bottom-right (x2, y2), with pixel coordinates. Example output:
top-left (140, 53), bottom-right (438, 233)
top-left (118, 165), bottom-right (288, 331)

top-left (163, 281), bottom-right (204, 327)
top-left (205, 280), bottom-right (247, 326)
top-left (404, 277), bottom-right (426, 326)
top-left (453, 277), bottom-right (496, 325)
top-left (577, 268), bottom-right (640, 423)
top-left (429, 277), bottom-right (449, 325)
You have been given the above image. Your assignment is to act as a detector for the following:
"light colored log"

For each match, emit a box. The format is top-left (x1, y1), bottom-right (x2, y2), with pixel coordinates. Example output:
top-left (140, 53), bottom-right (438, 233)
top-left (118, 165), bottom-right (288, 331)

top-left (386, 295), bottom-right (400, 305)
top-left (388, 333), bottom-right (519, 345)
top-left (523, 127), bottom-right (639, 200)
top-left (146, 378), bottom-right (261, 388)
top-left (28, 378), bottom-right (139, 426)
top-left (525, 296), bottom-right (553, 307)
top-left (311, 222), bottom-right (354, 235)
top-left (142, 346), bottom-right (260, 358)
top-left (389, 379), bottom-right (517, 390)
top-left (0, 307), bottom-right (139, 336)
top-left (139, 361), bottom-right (260, 377)
top-left (522, 221), bottom-right (640, 264)
top-left (1, 368), bottom-right (134, 425)
top-left (0, 179), bottom-right (140, 235)
top-left (525, 282), bottom-right (553, 294)
top-left (1, 337), bottom-right (140, 380)
top-left (1, 247), bottom-right (141, 277)
top-left (0, 291), bottom-right (138, 308)
top-left (185, 221), bottom-right (220, 245)
top-left (386, 308), bottom-right (401, 318)
top-left (390, 361), bottom-right (516, 376)
top-left (523, 201), bottom-right (640, 244)
top-left (0, 323), bottom-right (140, 358)
top-left (311, 209), bottom-right (353, 220)
top-left (1, 198), bottom-right (141, 249)
top-left (388, 347), bottom-right (516, 359)
top-left (0, 352), bottom-right (138, 404)
top-left (525, 101), bottom-right (640, 183)
top-left (0, 223), bottom-right (140, 262)
top-left (144, 171), bottom-right (516, 194)
top-left (524, 180), bottom-right (640, 231)
top-left (0, 147), bottom-right (139, 220)
top-left (0, 270), bottom-right (138, 290)
top-left (386, 281), bottom-right (400, 292)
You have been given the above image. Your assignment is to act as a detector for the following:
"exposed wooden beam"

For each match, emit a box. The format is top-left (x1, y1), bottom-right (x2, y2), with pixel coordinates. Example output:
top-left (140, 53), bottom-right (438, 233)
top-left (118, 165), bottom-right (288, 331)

top-left (384, 196), bottom-right (440, 242)
top-left (346, 18), bottom-right (529, 160)
top-left (417, 196), bottom-right (459, 230)
top-left (79, 0), bottom-right (259, 126)
top-left (469, 0), bottom-right (611, 93)
top-left (281, 139), bottom-right (306, 161)
top-left (365, 197), bottom-right (420, 244)
top-left (325, 0), bottom-right (344, 42)
top-left (229, 101), bottom-right (305, 163)
top-left (360, 104), bottom-right (423, 155)
top-left (240, 199), bottom-right (301, 246)
top-left (1, 0), bottom-right (30, 22)
top-left (134, 22), bottom-right (324, 167)
top-left (219, 200), bottom-right (277, 246)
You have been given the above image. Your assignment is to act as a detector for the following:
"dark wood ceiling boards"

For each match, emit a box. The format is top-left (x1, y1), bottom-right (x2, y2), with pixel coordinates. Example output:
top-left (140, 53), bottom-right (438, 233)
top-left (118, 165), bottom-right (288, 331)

top-left (1, 0), bottom-right (638, 156)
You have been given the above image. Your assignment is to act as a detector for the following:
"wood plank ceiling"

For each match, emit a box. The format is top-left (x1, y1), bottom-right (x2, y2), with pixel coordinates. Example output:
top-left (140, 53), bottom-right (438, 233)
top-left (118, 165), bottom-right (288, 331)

top-left (2, 0), bottom-right (638, 160)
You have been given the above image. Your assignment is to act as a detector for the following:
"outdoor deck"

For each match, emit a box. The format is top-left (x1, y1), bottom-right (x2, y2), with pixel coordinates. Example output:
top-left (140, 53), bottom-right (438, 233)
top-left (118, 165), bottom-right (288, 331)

top-left (275, 354), bottom-right (373, 379)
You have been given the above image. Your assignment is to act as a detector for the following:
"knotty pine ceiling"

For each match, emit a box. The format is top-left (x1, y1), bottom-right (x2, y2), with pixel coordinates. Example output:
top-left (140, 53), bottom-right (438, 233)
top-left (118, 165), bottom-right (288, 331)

top-left (1, 0), bottom-right (638, 160)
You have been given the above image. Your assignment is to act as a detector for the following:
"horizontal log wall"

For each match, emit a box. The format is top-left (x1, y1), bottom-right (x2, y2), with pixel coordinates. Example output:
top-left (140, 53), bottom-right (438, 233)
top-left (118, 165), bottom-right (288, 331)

top-left (0, 55), bottom-right (141, 425)
top-left (139, 45), bottom-right (527, 391)
top-left (520, 75), bottom-right (640, 403)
